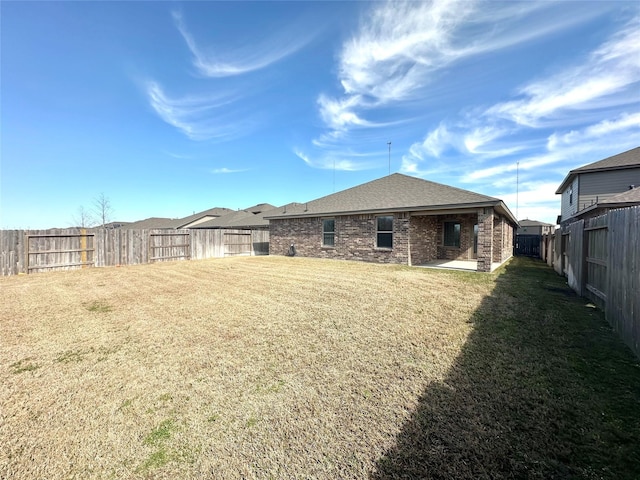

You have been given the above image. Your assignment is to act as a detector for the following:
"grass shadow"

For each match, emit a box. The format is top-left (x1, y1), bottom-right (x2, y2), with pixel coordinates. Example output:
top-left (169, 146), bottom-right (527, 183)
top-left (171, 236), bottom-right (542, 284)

top-left (371, 257), bottom-right (640, 479)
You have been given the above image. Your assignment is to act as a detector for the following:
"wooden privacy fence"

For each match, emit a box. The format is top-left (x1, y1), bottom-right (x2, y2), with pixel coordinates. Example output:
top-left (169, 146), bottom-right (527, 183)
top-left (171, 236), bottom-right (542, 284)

top-left (544, 205), bottom-right (639, 358)
top-left (1, 228), bottom-right (270, 276)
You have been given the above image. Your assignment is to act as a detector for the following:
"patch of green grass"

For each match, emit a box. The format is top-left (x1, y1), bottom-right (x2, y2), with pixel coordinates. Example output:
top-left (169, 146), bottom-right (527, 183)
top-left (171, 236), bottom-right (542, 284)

top-left (144, 419), bottom-right (176, 446)
top-left (139, 448), bottom-right (169, 471)
top-left (117, 398), bottom-right (134, 412)
top-left (207, 414), bottom-right (219, 423)
top-left (10, 358), bottom-right (40, 374)
top-left (85, 300), bottom-right (113, 313)
top-left (246, 416), bottom-right (259, 428)
top-left (55, 348), bottom-right (89, 363)
top-left (158, 393), bottom-right (173, 402)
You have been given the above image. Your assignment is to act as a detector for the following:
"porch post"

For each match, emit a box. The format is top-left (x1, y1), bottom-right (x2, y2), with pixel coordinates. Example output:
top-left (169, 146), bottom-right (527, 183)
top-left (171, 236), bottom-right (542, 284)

top-left (477, 208), bottom-right (494, 272)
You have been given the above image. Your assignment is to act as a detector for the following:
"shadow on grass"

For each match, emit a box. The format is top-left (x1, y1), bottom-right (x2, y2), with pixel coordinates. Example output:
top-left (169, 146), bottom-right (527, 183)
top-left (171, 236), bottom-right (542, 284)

top-left (372, 257), bottom-right (640, 479)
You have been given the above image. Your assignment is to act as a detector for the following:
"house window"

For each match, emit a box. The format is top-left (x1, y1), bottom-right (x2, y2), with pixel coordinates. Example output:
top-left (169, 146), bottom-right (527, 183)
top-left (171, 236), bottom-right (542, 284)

top-left (444, 221), bottom-right (461, 247)
top-left (322, 219), bottom-right (335, 247)
top-left (569, 185), bottom-right (573, 205)
top-left (376, 215), bottom-right (393, 249)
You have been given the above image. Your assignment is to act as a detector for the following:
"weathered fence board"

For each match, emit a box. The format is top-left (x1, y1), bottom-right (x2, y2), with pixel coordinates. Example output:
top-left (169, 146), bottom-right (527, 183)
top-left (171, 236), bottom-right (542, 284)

top-left (565, 221), bottom-right (584, 295)
top-left (224, 231), bottom-right (252, 256)
top-left (604, 206), bottom-right (640, 357)
top-left (1, 228), bottom-right (270, 275)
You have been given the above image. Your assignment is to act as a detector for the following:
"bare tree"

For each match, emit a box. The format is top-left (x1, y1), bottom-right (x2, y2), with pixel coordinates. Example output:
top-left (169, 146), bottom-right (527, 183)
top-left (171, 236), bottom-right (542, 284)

top-left (93, 193), bottom-right (114, 228)
top-left (72, 205), bottom-right (95, 228)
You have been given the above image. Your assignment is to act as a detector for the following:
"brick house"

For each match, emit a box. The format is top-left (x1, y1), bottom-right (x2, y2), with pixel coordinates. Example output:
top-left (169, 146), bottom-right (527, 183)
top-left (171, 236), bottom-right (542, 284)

top-left (265, 173), bottom-right (517, 272)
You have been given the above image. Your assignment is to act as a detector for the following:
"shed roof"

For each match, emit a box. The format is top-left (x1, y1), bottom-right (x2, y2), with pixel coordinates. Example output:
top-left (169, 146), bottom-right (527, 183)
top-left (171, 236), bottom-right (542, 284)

top-left (556, 146), bottom-right (640, 193)
top-left (265, 173), bottom-right (517, 224)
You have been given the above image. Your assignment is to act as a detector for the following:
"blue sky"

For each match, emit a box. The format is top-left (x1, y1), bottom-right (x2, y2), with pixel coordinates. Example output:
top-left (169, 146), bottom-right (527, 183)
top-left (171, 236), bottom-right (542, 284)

top-left (1, 1), bottom-right (639, 228)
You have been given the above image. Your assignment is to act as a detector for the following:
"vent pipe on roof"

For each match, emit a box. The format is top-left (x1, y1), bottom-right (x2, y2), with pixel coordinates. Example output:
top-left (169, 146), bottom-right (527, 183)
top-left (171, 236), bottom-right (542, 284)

top-left (304, 203), bottom-right (308, 212)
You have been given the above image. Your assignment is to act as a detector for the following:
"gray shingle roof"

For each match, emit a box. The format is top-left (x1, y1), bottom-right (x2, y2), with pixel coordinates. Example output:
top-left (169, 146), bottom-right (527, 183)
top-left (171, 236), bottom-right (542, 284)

top-left (189, 210), bottom-right (256, 229)
top-left (518, 219), bottom-right (555, 227)
top-left (243, 203), bottom-right (277, 214)
top-left (600, 185), bottom-right (640, 204)
top-left (122, 217), bottom-right (183, 229)
top-left (556, 146), bottom-right (640, 193)
top-left (224, 203), bottom-right (302, 228)
top-left (574, 186), bottom-right (640, 218)
top-left (265, 173), bottom-right (514, 221)
top-left (174, 207), bottom-right (234, 228)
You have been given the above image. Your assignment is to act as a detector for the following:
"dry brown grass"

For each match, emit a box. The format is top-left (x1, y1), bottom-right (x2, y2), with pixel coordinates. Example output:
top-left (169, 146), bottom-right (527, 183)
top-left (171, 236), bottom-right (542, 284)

top-left (0, 256), bottom-right (492, 479)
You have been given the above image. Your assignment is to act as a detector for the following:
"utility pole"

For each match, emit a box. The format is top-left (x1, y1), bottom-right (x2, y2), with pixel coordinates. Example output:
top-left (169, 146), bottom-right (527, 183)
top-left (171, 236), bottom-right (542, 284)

top-left (387, 141), bottom-right (391, 175)
top-left (516, 161), bottom-right (519, 220)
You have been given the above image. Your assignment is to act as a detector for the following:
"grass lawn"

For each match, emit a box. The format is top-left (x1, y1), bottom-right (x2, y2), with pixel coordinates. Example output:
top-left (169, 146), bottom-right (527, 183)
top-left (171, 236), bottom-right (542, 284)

top-left (1, 256), bottom-right (639, 479)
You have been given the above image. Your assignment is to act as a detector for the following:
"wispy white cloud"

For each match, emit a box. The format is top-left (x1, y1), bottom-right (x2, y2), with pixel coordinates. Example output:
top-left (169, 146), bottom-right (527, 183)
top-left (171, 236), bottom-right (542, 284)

top-left (309, 0), bottom-right (601, 166)
top-left (146, 81), bottom-right (254, 141)
top-left (547, 112), bottom-right (640, 150)
top-left (294, 149), bottom-right (376, 171)
top-left (403, 12), bottom-right (640, 187)
top-left (210, 167), bottom-right (248, 174)
top-left (173, 10), bottom-right (318, 77)
top-left (486, 19), bottom-right (640, 127)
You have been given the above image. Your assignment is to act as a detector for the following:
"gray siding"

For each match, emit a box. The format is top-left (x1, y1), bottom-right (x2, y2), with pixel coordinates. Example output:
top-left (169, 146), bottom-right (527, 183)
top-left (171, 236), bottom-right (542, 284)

top-left (560, 177), bottom-right (579, 222)
top-left (577, 168), bottom-right (640, 211)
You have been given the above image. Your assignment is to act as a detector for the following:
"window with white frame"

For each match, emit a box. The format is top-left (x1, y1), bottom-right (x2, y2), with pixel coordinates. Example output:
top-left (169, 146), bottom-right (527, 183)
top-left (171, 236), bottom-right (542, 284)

top-left (376, 215), bottom-right (393, 249)
top-left (322, 219), bottom-right (335, 247)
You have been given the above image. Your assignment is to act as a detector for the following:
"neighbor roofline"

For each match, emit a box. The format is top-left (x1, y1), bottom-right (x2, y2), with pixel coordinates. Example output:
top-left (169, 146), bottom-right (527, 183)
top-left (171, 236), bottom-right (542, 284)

top-left (573, 200), bottom-right (640, 218)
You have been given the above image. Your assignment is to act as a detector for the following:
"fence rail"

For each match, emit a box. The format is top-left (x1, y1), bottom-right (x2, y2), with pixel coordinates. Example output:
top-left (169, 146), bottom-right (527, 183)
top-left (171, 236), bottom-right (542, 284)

top-left (1, 228), bottom-right (269, 276)
top-left (542, 205), bottom-right (640, 358)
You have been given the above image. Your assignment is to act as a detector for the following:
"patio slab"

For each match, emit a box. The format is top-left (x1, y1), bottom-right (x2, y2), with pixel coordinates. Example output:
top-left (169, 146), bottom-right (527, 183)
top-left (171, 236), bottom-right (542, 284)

top-left (416, 259), bottom-right (504, 272)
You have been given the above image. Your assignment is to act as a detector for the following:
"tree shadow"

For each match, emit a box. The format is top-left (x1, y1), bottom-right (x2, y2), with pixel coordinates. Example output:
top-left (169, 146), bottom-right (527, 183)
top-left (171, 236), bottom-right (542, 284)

top-left (371, 257), bottom-right (640, 479)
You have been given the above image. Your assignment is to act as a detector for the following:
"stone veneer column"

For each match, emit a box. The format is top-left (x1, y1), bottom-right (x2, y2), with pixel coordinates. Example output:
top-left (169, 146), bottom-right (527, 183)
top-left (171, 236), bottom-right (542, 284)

top-left (477, 208), bottom-right (494, 272)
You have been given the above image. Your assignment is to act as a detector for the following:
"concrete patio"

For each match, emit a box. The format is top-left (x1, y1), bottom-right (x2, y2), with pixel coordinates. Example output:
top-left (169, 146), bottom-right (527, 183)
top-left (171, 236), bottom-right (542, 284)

top-left (416, 259), bottom-right (506, 272)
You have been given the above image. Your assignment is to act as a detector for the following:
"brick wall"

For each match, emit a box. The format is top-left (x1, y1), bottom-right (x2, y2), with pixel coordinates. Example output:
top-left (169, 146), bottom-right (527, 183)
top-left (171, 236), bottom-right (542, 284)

top-left (435, 213), bottom-right (477, 260)
top-left (492, 215), bottom-right (514, 263)
top-left (270, 210), bottom-right (515, 270)
top-left (477, 208), bottom-right (494, 272)
top-left (269, 213), bottom-right (410, 264)
top-left (409, 216), bottom-right (438, 265)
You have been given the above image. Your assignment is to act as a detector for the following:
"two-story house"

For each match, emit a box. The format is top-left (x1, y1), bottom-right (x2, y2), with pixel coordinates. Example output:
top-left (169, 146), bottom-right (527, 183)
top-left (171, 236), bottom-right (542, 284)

top-left (555, 147), bottom-right (640, 224)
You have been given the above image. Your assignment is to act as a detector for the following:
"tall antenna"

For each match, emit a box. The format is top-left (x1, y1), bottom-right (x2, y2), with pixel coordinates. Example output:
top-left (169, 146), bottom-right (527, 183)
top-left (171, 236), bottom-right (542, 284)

top-left (387, 141), bottom-right (392, 175)
top-left (516, 161), bottom-right (519, 220)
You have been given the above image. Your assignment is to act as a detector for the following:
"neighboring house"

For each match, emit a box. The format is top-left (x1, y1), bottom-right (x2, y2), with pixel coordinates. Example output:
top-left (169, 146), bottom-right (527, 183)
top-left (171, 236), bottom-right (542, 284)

top-left (515, 219), bottom-right (555, 258)
top-left (190, 210), bottom-right (257, 229)
top-left (173, 207), bottom-right (234, 228)
top-left (555, 146), bottom-right (640, 224)
top-left (572, 186), bottom-right (640, 220)
top-left (122, 217), bottom-right (183, 229)
top-left (265, 173), bottom-right (518, 272)
top-left (189, 204), bottom-right (285, 230)
top-left (122, 207), bottom-right (233, 229)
